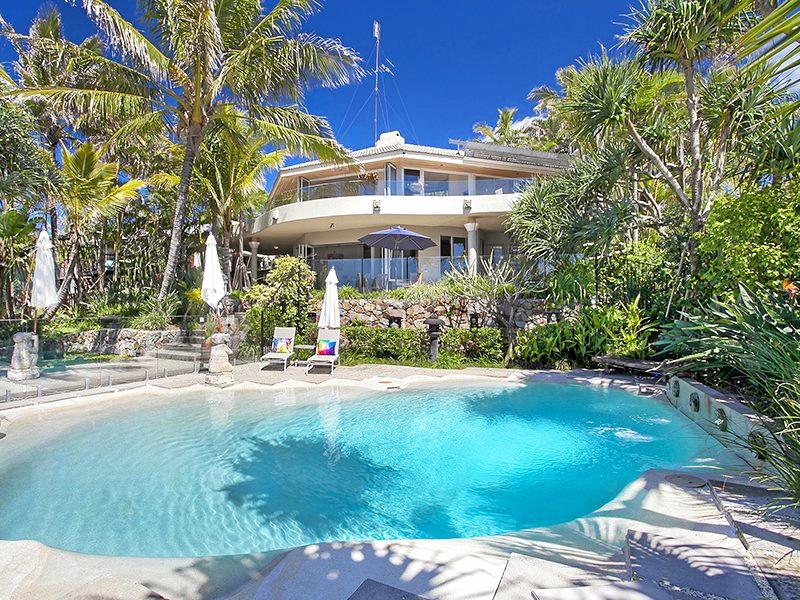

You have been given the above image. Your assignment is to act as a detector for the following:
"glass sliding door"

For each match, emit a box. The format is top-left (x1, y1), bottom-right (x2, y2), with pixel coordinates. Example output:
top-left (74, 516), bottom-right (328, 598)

top-left (384, 163), bottom-right (397, 195)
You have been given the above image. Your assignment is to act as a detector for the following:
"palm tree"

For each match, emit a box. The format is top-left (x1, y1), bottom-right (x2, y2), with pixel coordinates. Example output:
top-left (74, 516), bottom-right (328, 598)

top-left (43, 142), bottom-right (143, 318)
top-left (193, 112), bottom-right (284, 288)
top-left (473, 107), bottom-right (532, 146)
top-left (10, 0), bottom-right (362, 300)
top-left (740, 0), bottom-right (800, 115)
top-left (1, 7), bottom-right (104, 246)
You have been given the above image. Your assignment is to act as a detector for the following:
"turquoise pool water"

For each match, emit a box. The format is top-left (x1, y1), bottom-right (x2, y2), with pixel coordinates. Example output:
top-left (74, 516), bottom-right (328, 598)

top-left (0, 381), bottom-right (720, 557)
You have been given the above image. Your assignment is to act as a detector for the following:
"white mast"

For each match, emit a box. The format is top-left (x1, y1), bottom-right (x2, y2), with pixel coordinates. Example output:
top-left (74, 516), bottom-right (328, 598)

top-left (373, 20), bottom-right (381, 143)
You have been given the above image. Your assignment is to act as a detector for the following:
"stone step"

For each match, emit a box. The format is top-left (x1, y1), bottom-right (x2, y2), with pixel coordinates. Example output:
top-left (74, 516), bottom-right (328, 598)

top-left (530, 581), bottom-right (673, 599)
top-left (159, 342), bottom-right (203, 352)
top-left (625, 529), bottom-right (765, 600)
top-left (176, 335), bottom-right (206, 344)
top-left (492, 552), bottom-right (627, 600)
top-left (145, 348), bottom-right (202, 362)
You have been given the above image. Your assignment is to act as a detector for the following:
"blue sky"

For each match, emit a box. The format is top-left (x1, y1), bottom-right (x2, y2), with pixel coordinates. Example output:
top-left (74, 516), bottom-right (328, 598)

top-left (0, 0), bottom-right (632, 151)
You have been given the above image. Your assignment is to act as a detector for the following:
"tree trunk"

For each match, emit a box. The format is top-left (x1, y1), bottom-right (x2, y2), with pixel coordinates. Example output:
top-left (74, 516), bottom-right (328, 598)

top-left (97, 226), bottom-right (105, 292)
top-left (221, 230), bottom-right (232, 287)
top-left (684, 63), bottom-right (704, 218)
top-left (159, 124), bottom-right (203, 299)
top-left (43, 233), bottom-right (80, 319)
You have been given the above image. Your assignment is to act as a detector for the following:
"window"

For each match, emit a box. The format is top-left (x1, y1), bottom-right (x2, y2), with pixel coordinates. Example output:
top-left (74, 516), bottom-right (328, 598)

top-left (423, 171), bottom-right (449, 196)
top-left (440, 236), bottom-right (466, 258)
top-left (404, 169), bottom-right (422, 195)
top-left (297, 177), bottom-right (310, 202)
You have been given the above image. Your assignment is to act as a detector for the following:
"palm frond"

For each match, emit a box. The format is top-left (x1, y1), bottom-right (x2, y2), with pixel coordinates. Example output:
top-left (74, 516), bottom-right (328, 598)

top-left (247, 104), bottom-right (350, 162)
top-left (6, 87), bottom-right (153, 121)
top-left (80, 0), bottom-right (170, 82)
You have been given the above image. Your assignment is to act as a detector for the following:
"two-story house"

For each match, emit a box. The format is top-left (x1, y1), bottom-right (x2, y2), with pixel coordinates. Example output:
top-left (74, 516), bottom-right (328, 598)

top-left (247, 131), bottom-right (570, 289)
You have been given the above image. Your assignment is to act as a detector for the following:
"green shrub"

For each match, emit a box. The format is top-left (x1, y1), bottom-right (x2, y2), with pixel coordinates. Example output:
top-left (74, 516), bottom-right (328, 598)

top-left (441, 327), bottom-right (505, 363)
top-left (130, 294), bottom-right (180, 330)
top-left (545, 238), bottom-right (674, 318)
top-left (342, 325), bottom-right (427, 362)
top-left (41, 308), bottom-right (99, 336)
top-left (242, 256), bottom-right (315, 352)
top-left (698, 182), bottom-right (800, 298)
top-left (514, 299), bottom-right (652, 368)
top-left (244, 256), bottom-right (314, 332)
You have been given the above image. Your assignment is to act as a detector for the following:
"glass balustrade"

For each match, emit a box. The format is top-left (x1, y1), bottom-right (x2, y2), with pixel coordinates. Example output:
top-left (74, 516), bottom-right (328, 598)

top-left (309, 255), bottom-right (491, 290)
top-left (266, 178), bottom-right (529, 209)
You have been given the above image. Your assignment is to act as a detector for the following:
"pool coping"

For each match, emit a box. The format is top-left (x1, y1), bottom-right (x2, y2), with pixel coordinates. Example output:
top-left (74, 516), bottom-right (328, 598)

top-left (0, 368), bottom-right (759, 600)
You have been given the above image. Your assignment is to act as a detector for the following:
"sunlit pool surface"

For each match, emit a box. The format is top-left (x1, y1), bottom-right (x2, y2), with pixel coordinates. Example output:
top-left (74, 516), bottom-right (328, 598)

top-left (0, 381), bottom-right (722, 557)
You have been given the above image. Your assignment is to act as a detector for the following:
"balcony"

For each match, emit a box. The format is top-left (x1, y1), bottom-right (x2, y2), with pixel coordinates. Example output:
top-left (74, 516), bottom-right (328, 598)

top-left (270, 177), bottom-right (530, 208)
top-left (308, 255), bottom-right (507, 290)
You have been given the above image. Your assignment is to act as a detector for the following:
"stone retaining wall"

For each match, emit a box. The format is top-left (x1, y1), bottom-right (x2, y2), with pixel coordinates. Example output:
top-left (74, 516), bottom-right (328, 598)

top-left (61, 328), bottom-right (181, 357)
top-left (325, 298), bottom-right (561, 329)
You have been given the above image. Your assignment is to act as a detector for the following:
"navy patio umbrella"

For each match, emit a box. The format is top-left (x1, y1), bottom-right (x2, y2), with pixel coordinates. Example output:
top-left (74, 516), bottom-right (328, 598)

top-left (358, 226), bottom-right (436, 251)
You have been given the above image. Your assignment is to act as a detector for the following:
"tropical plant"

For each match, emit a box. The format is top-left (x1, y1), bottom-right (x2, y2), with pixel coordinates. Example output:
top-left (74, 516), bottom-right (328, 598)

top-left (130, 293), bottom-right (180, 329)
top-left (44, 142), bottom-right (143, 318)
top-left (739, 0), bottom-right (800, 94)
top-left (1, 6), bottom-right (105, 241)
top-left (473, 107), bottom-right (533, 146)
top-left (0, 99), bottom-right (55, 208)
top-left (8, 0), bottom-right (362, 300)
top-left (0, 210), bottom-right (35, 317)
top-left (193, 112), bottom-right (284, 288)
top-left (657, 283), bottom-right (800, 505)
top-left (514, 299), bottom-right (653, 368)
top-left (446, 258), bottom-right (542, 364)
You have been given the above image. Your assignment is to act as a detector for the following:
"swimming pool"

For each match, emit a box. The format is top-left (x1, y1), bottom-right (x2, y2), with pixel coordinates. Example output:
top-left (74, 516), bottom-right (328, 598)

top-left (0, 379), bottom-right (725, 558)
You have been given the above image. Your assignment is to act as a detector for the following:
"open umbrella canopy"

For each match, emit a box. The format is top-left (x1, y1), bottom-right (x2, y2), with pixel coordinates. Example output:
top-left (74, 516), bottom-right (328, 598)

top-left (317, 267), bottom-right (340, 329)
top-left (358, 226), bottom-right (436, 251)
top-left (30, 229), bottom-right (58, 310)
top-left (201, 233), bottom-right (226, 310)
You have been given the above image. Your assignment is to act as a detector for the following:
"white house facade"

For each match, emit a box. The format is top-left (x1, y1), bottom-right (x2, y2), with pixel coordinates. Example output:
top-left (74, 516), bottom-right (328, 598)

top-left (247, 132), bottom-right (570, 289)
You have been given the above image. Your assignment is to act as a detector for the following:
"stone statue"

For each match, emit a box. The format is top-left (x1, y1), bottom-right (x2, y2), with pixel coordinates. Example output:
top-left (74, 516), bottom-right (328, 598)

top-left (205, 332), bottom-right (234, 386)
top-left (8, 332), bottom-right (40, 381)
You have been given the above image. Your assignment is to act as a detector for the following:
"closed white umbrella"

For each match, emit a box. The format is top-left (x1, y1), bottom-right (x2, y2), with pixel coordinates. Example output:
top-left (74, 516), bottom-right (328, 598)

top-left (30, 229), bottom-right (58, 311)
top-left (317, 267), bottom-right (340, 329)
top-left (201, 233), bottom-right (226, 311)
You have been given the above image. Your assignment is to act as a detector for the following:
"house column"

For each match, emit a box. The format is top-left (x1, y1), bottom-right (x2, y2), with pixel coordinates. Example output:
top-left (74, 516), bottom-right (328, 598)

top-left (464, 221), bottom-right (479, 276)
top-left (248, 239), bottom-right (260, 284)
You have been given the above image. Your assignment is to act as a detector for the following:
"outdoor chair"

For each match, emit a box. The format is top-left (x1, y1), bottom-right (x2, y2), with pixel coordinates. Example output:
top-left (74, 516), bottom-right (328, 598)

top-left (305, 328), bottom-right (340, 375)
top-left (260, 327), bottom-right (296, 371)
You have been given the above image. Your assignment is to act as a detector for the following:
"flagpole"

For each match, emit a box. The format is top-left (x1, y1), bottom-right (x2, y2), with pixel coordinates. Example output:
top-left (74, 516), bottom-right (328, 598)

top-left (373, 20), bottom-right (380, 143)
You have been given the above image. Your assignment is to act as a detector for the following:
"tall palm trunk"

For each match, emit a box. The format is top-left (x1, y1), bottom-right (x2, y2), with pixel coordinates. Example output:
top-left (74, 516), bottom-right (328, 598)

top-left (159, 124), bottom-right (203, 299)
top-left (43, 230), bottom-right (79, 319)
top-left (221, 229), bottom-right (232, 287)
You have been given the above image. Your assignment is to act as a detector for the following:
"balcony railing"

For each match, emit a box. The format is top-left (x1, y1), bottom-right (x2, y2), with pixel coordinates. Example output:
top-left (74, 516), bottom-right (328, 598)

top-left (269, 177), bottom-right (529, 207)
top-left (309, 255), bottom-right (508, 290)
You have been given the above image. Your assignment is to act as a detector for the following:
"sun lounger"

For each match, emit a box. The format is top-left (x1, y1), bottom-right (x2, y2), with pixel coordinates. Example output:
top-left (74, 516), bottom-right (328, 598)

top-left (305, 328), bottom-right (340, 375)
top-left (260, 327), bottom-right (296, 371)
